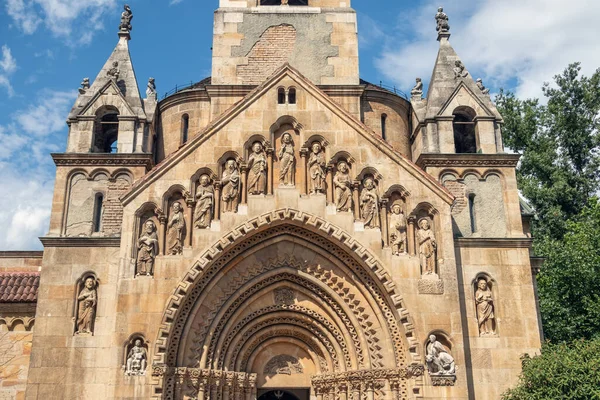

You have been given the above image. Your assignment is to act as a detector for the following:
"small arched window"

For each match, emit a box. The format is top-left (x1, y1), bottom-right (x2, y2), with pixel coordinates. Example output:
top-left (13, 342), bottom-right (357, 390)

top-left (381, 114), bottom-right (388, 140)
top-left (277, 88), bottom-right (286, 105)
top-left (453, 107), bottom-right (477, 154)
top-left (181, 114), bottom-right (189, 145)
top-left (468, 193), bottom-right (477, 233)
top-left (93, 193), bottom-right (104, 233)
top-left (288, 88), bottom-right (296, 105)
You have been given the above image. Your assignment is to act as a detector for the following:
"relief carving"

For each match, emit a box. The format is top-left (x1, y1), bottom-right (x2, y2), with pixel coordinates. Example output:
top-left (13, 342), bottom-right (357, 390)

top-left (194, 175), bottom-right (214, 229)
top-left (426, 334), bottom-right (456, 379)
top-left (417, 218), bottom-right (437, 275)
top-left (476, 278), bottom-right (497, 336)
top-left (389, 203), bottom-right (407, 255)
top-left (107, 61), bottom-right (120, 83)
top-left (222, 159), bottom-right (240, 213)
top-left (247, 142), bottom-right (268, 195)
top-left (308, 142), bottom-right (326, 194)
top-left (453, 60), bottom-right (469, 79)
top-left (75, 276), bottom-right (97, 335)
top-left (264, 355), bottom-right (303, 376)
top-left (273, 287), bottom-right (296, 306)
top-left (334, 161), bottom-right (353, 212)
top-left (360, 177), bottom-right (380, 229)
top-left (167, 202), bottom-right (185, 255)
top-left (126, 338), bottom-right (148, 376)
top-left (278, 132), bottom-right (295, 186)
top-left (137, 220), bottom-right (158, 276)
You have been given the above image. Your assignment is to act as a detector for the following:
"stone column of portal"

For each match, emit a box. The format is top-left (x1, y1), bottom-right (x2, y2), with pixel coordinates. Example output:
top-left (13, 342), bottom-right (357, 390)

top-left (240, 164), bottom-right (248, 205)
top-left (381, 199), bottom-right (389, 247)
top-left (185, 199), bottom-right (194, 247)
top-left (339, 383), bottom-right (348, 400)
top-left (326, 165), bottom-right (334, 204)
top-left (223, 384), bottom-right (230, 400)
top-left (197, 382), bottom-right (205, 400)
top-left (300, 148), bottom-right (308, 195)
top-left (351, 382), bottom-right (361, 400)
top-left (352, 181), bottom-right (361, 220)
top-left (266, 148), bottom-right (274, 195)
top-left (214, 182), bottom-right (222, 221)
top-left (408, 216), bottom-right (416, 256)
top-left (158, 214), bottom-right (167, 256)
top-left (366, 382), bottom-right (374, 400)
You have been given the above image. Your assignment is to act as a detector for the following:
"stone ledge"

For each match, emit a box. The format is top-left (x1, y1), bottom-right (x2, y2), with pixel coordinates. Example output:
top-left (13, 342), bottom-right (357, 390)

top-left (0, 251), bottom-right (43, 259)
top-left (416, 153), bottom-right (521, 169)
top-left (454, 237), bottom-right (533, 249)
top-left (39, 237), bottom-right (121, 248)
top-left (52, 153), bottom-right (154, 170)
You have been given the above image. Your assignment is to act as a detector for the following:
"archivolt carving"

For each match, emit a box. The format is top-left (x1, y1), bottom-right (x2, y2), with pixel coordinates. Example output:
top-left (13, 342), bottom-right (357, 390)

top-left (152, 209), bottom-right (420, 399)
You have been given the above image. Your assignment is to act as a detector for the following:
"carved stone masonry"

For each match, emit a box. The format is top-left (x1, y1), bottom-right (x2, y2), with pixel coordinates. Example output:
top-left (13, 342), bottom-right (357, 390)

top-left (476, 278), bottom-right (497, 336)
top-left (146, 77), bottom-right (157, 99)
top-left (278, 132), bottom-right (295, 186)
top-left (194, 175), bottom-right (214, 229)
top-left (360, 177), bottom-right (380, 229)
top-left (411, 78), bottom-right (423, 97)
top-left (417, 218), bottom-right (437, 275)
top-left (75, 276), bottom-right (97, 335)
top-left (247, 141), bottom-right (268, 195)
top-left (334, 161), bottom-right (353, 212)
top-left (167, 202), bottom-right (185, 255)
top-left (107, 61), bottom-right (120, 83)
top-left (389, 203), bottom-right (407, 256)
top-left (222, 159), bottom-right (240, 213)
top-left (79, 78), bottom-right (90, 95)
top-left (137, 220), bottom-right (158, 276)
top-left (308, 141), bottom-right (326, 194)
top-left (125, 338), bottom-right (148, 376)
top-left (273, 287), bottom-right (296, 306)
top-left (264, 355), bottom-right (303, 376)
top-left (476, 78), bottom-right (490, 95)
top-left (435, 7), bottom-right (450, 33)
top-left (120, 4), bottom-right (133, 33)
top-left (426, 334), bottom-right (456, 386)
top-left (453, 60), bottom-right (469, 79)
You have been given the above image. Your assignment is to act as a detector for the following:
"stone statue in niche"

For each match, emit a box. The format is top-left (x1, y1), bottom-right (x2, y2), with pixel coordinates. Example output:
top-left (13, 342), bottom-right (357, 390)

top-left (79, 78), bottom-right (90, 95)
top-left (476, 78), bottom-right (490, 95)
top-left (222, 159), bottom-right (240, 213)
top-left (411, 78), bottom-right (423, 97)
top-left (146, 77), bottom-right (156, 98)
top-left (136, 220), bottom-right (158, 276)
top-left (360, 177), bottom-right (380, 229)
top-left (120, 4), bottom-right (133, 32)
top-left (247, 142), bottom-right (268, 195)
top-left (107, 61), bottom-right (120, 83)
top-left (417, 218), bottom-right (437, 275)
top-left (194, 175), bottom-right (214, 229)
top-left (333, 161), bottom-right (353, 212)
top-left (389, 203), bottom-right (407, 255)
top-left (308, 142), bottom-right (326, 194)
top-left (166, 202), bottom-right (185, 255)
top-left (75, 276), bottom-right (97, 335)
top-left (453, 60), bottom-right (469, 79)
top-left (426, 335), bottom-right (456, 376)
top-left (476, 278), bottom-right (496, 336)
top-left (125, 339), bottom-right (147, 376)
top-left (278, 132), bottom-right (295, 186)
top-left (435, 7), bottom-right (450, 33)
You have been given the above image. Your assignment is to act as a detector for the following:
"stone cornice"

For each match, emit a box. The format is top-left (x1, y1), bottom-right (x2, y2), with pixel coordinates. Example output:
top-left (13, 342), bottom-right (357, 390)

top-left (52, 153), bottom-right (154, 170)
top-left (39, 237), bottom-right (121, 248)
top-left (205, 85), bottom-right (256, 98)
top-left (454, 237), bottom-right (533, 249)
top-left (320, 85), bottom-right (365, 97)
top-left (0, 251), bottom-right (43, 259)
top-left (158, 89), bottom-right (210, 112)
top-left (416, 153), bottom-right (520, 169)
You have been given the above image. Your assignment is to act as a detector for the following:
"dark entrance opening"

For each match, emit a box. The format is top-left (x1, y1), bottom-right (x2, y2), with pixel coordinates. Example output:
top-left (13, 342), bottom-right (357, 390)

top-left (258, 389), bottom-right (308, 400)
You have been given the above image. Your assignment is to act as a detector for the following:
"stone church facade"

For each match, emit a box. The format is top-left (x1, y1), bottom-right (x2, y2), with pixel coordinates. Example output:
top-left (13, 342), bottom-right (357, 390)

top-left (0, 1), bottom-right (543, 399)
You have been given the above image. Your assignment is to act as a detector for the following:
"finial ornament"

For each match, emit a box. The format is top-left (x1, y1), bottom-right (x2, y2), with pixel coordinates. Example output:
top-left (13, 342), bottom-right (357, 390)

top-left (146, 77), bottom-right (157, 99)
top-left (476, 78), bottom-right (490, 95)
top-left (119, 4), bottom-right (133, 34)
top-left (411, 77), bottom-right (423, 98)
top-left (435, 7), bottom-right (450, 34)
top-left (79, 78), bottom-right (90, 95)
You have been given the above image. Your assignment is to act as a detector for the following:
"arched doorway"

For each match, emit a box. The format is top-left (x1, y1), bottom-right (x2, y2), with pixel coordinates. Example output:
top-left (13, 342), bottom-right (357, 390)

top-left (258, 389), bottom-right (305, 400)
top-left (153, 209), bottom-right (424, 399)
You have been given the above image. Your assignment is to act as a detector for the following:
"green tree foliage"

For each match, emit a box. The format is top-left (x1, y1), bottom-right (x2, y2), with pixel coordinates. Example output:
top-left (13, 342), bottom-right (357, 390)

top-left (502, 338), bottom-right (600, 400)
top-left (536, 199), bottom-right (600, 342)
top-left (496, 63), bottom-right (600, 239)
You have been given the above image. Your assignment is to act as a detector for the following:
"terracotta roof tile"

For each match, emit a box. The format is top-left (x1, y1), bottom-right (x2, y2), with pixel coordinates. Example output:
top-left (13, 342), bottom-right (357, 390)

top-left (0, 272), bottom-right (40, 303)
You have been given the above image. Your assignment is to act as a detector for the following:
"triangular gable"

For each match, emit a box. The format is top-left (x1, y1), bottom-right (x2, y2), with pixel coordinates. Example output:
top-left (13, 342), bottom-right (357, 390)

top-left (122, 64), bottom-right (454, 206)
top-left (437, 82), bottom-right (495, 118)
top-left (76, 80), bottom-right (138, 118)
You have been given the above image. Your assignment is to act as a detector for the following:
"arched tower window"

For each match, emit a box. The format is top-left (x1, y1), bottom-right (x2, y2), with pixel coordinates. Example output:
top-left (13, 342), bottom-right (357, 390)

top-left (381, 114), bottom-right (387, 140)
top-left (453, 107), bottom-right (477, 154)
top-left (277, 88), bottom-right (286, 105)
top-left (260, 0), bottom-right (309, 5)
top-left (288, 88), bottom-right (297, 104)
top-left (93, 106), bottom-right (120, 153)
top-left (181, 114), bottom-right (189, 145)
top-left (93, 193), bottom-right (104, 233)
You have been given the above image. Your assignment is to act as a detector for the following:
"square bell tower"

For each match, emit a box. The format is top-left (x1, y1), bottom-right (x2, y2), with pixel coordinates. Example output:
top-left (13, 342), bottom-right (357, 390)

top-left (212, 0), bottom-right (359, 85)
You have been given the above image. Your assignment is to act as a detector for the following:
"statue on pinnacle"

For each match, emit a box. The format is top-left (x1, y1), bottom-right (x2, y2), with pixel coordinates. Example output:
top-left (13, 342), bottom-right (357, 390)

top-left (435, 7), bottom-right (450, 33)
top-left (120, 5), bottom-right (133, 33)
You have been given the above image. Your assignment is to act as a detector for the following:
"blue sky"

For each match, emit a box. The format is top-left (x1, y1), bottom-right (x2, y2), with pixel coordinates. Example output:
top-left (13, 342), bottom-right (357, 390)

top-left (0, 0), bottom-right (598, 250)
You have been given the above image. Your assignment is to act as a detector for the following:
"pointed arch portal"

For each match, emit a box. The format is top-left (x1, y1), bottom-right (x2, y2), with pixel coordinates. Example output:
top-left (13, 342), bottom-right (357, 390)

top-left (152, 209), bottom-right (424, 399)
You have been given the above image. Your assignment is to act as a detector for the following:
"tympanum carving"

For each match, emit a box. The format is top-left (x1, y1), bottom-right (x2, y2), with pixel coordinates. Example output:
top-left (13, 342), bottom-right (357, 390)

top-left (137, 220), bottom-right (158, 276)
top-left (278, 132), bottom-right (295, 186)
top-left (333, 161), bottom-right (353, 212)
top-left (475, 278), bottom-right (496, 336)
top-left (167, 202), bottom-right (185, 255)
top-left (222, 159), bottom-right (240, 213)
top-left (426, 334), bottom-right (456, 385)
top-left (417, 218), bottom-right (437, 275)
top-left (247, 141), bottom-right (267, 195)
top-left (264, 355), bottom-right (303, 376)
top-left (75, 276), bottom-right (97, 335)
top-left (389, 203), bottom-right (407, 255)
top-left (308, 142), bottom-right (326, 194)
top-left (194, 175), bottom-right (214, 229)
top-left (273, 287), bottom-right (296, 306)
top-left (125, 338), bottom-right (148, 376)
top-left (360, 177), bottom-right (380, 229)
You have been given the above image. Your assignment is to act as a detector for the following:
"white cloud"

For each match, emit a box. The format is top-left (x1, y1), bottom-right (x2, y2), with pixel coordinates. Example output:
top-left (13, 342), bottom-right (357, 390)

top-left (6, 0), bottom-right (120, 46)
top-left (0, 45), bottom-right (17, 96)
top-left (375, 0), bottom-right (600, 100)
top-left (170, 0), bottom-right (184, 4)
top-left (12, 90), bottom-right (76, 137)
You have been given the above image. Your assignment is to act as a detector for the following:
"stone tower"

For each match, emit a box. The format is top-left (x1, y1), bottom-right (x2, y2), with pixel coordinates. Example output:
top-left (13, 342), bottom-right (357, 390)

top-left (15, 3), bottom-right (543, 400)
